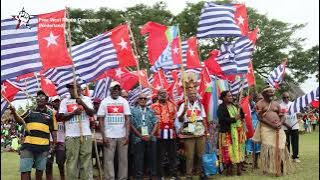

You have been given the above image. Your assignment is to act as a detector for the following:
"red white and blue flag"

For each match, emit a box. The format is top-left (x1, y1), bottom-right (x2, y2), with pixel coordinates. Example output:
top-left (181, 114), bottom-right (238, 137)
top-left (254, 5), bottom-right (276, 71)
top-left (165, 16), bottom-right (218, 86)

top-left (92, 77), bottom-right (112, 100)
top-left (288, 87), bottom-right (319, 115)
top-left (1, 10), bottom-right (73, 82)
top-left (216, 36), bottom-right (254, 75)
top-left (72, 24), bottom-right (137, 83)
top-left (266, 61), bottom-right (287, 89)
top-left (197, 2), bottom-right (248, 38)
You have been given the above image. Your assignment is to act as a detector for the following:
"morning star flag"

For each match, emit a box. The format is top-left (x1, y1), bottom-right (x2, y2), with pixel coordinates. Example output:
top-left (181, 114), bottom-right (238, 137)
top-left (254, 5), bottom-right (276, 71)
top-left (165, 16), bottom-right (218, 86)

top-left (141, 22), bottom-right (182, 69)
top-left (288, 87), bottom-right (319, 115)
top-left (7, 76), bottom-right (39, 101)
top-left (230, 78), bottom-right (248, 96)
top-left (92, 77), bottom-right (112, 100)
top-left (150, 36), bottom-right (201, 71)
top-left (43, 65), bottom-right (84, 96)
top-left (266, 61), bottom-right (287, 89)
top-left (197, 2), bottom-right (248, 38)
top-left (1, 10), bottom-right (73, 82)
top-left (1, 80), bottom-right (21, 101)
top-left (216, 36), bottom-right (254, 75)
top-left (72, 24), bottom-right (137, 83)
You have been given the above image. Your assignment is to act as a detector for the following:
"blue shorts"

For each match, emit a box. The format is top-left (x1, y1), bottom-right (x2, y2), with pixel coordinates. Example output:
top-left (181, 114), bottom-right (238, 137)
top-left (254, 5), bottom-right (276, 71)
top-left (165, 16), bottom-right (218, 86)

top-left (20, 149), bottom-right (48, 172)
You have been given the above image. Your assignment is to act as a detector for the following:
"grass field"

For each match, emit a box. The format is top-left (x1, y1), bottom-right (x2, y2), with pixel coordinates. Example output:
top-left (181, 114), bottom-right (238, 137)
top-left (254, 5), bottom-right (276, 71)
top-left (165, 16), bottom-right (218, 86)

top-left (1, 129), bottom-right (319, 180)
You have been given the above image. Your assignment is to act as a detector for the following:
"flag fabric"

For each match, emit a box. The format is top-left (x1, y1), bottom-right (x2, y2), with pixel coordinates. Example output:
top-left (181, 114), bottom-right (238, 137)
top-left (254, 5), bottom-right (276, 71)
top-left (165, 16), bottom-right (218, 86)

top-left (1, 80), bottom-right (21, 101)
top-left (141, 22), bottom-right (182, 70)
top-left (43, 66), bottom-right (84, 97)
top-left (140, 21), bottom-right (168, 65)
top-left (72, 24), bottom-right (136, 83)
top-left (92, 77), bottom-right (112, 100)
top-left (246, 62), bottom-right (255, 86)
top-left (216, 36), bottom-right (254, 75)
top-left (266, 61), bottom-right (287, 88)
top-left (197, 2), bottom-right (248, 38)
top-left (288, 87), bottom-right (319, 115)
top-left (40, 75), bottom-right (57, 96)
top-left (310, 99), bottom-right (319, 108)
top-left (128, 86), bottom-right (152, 106)
top-left (1, 10), bottom-right (73, 82)
top-left (198, 68), bottom-right (212, 97)
top-left (152, 69), bottom-right (170, 92)
top-left (1, 98), bottom-right (9, 118)
top-left (204, 50), bottom-right (226, 78)
top-left (230, 78), bottom-right (248, 96)
top-left (202, 77), bottom-right (219, 123)
top-left (132, 70), bottom-right (151, 88)
top-left (240, 96), bottom-right (254, 138)
top-left (150, 36), bottom-right (201, 71)
top-left (12, 76), bottom-right (40, 100)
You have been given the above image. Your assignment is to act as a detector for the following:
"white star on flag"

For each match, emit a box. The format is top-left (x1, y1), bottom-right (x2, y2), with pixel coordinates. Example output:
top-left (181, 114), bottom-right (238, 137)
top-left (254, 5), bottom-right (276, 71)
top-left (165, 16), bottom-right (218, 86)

top-left (155, 85), bottom-right (162, 90)
top-left (44, 32), bottom-right (59, 47)
top-left (115, 69), bottom-right (124, 78)
top-left (1, 84), bottom-right (7, 93)
top-left (72, 105), bottom-right (78, 111)
top-left (44, 79), bottom-right (52, 85)
top-left (173, 47), bottom-right (180, 54)
top-left (237, 16), bottom-right (245, 25)
top-left (113, 107), bottom-right (119, 113)
top-left (118, 38), bottom-right (128, 50)
top-left (189, 49), bottom-right (195, 56)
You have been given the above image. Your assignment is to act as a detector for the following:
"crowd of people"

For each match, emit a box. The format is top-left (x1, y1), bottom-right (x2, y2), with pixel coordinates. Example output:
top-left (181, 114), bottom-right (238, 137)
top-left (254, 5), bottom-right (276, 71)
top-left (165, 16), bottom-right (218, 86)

top-left (5, 80), bottom-right (319, 180)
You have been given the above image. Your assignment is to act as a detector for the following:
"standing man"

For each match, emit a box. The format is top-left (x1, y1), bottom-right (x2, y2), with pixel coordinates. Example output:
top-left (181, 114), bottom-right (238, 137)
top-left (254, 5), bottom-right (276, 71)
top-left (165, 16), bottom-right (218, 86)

top-left (177, 90), bottom-right (207, 179)
top-left (151, 88), bottom-right (179, 179)
top-left (131, 93), bottom-right (158, 180)
top-left (252, 86), bottom-right (292, 176)
top-left (46, 96), bottom-right (66, 180)
top-left (10, 90), bottom-right (56, 180)
top-left (97, 81), bottom-right (131, 180)
top-left (59, 83), bottom-right (95, 180)
top-left (280, 92), bottom-right (300, 163)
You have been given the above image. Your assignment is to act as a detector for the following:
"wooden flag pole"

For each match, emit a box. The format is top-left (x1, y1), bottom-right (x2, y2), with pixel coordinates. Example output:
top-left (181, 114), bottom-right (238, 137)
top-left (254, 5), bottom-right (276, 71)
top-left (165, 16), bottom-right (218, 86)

top-left (176, 25), bottom-right (187, 103)
top-left (127, 22), bottom-right (143, 92)
top-left (1, 93), bottom-right (30, 134)
top-left (92, 129), bottom-right (103, 180)
top-left (66, 8), bottom-right (84, 143)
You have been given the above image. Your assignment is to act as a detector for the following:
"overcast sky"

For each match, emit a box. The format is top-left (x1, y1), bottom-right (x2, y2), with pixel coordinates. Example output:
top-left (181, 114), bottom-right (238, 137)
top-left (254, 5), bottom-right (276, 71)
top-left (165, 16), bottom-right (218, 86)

top-left (2, 0), bottom-right (319, 107)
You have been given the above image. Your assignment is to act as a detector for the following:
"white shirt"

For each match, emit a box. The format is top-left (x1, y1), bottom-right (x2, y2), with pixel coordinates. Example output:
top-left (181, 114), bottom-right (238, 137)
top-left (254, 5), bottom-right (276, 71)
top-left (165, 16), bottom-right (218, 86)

top-left (59, 96), bottom-right (93, 137)
top-left (177, 101), bottom-right (206, 123)
top-left (97, 96), bottom-right (131, 138)
top-left (280, 101), bottom-right (299, 130)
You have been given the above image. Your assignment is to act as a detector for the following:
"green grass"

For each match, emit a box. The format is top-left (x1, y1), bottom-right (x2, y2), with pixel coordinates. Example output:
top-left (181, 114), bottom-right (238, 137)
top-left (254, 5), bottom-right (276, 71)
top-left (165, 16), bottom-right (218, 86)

top-left (1, 129), bottom-right (319, 180)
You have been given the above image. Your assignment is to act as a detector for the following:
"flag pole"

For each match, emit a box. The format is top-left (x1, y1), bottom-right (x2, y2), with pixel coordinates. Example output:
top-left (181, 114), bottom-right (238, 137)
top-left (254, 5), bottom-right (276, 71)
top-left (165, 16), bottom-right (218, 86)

top-left (1, 93), bottom-right (30, 134)
top-left (22, 79), bottom-right (36, 101)
top-left (176, 25), bottom-right (187, 102)
top-left (66, 7), bottom-right (84, 143)
top-left (127, 22), bottom-right (143, 92)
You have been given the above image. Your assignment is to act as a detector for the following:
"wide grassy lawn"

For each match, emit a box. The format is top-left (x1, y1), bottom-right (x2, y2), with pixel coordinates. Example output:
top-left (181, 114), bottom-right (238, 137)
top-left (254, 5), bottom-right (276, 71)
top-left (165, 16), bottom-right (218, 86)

top-left (1, 129), bottom-right (319, 180)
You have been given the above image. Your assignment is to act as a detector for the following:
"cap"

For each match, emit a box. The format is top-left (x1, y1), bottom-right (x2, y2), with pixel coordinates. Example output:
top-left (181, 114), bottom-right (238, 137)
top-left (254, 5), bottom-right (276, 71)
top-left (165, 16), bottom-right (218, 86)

top-left (51, 96), bottom-right (61, 102)
top-left (110, 81), bottom-right (121, 88)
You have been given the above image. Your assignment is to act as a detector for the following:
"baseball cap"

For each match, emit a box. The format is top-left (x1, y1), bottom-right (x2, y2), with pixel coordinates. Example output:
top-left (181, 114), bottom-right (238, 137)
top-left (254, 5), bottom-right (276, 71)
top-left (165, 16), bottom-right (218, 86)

top-left (110, 81), bottom-right (121, 88)
top-left (51, 96), bottom-right (61, 102)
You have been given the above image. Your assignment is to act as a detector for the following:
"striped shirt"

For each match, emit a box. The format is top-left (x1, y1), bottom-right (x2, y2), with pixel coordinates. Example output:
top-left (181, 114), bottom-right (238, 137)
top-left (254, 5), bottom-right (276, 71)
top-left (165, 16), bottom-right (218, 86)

top-left (20, 108), bottom-right (55, 153)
